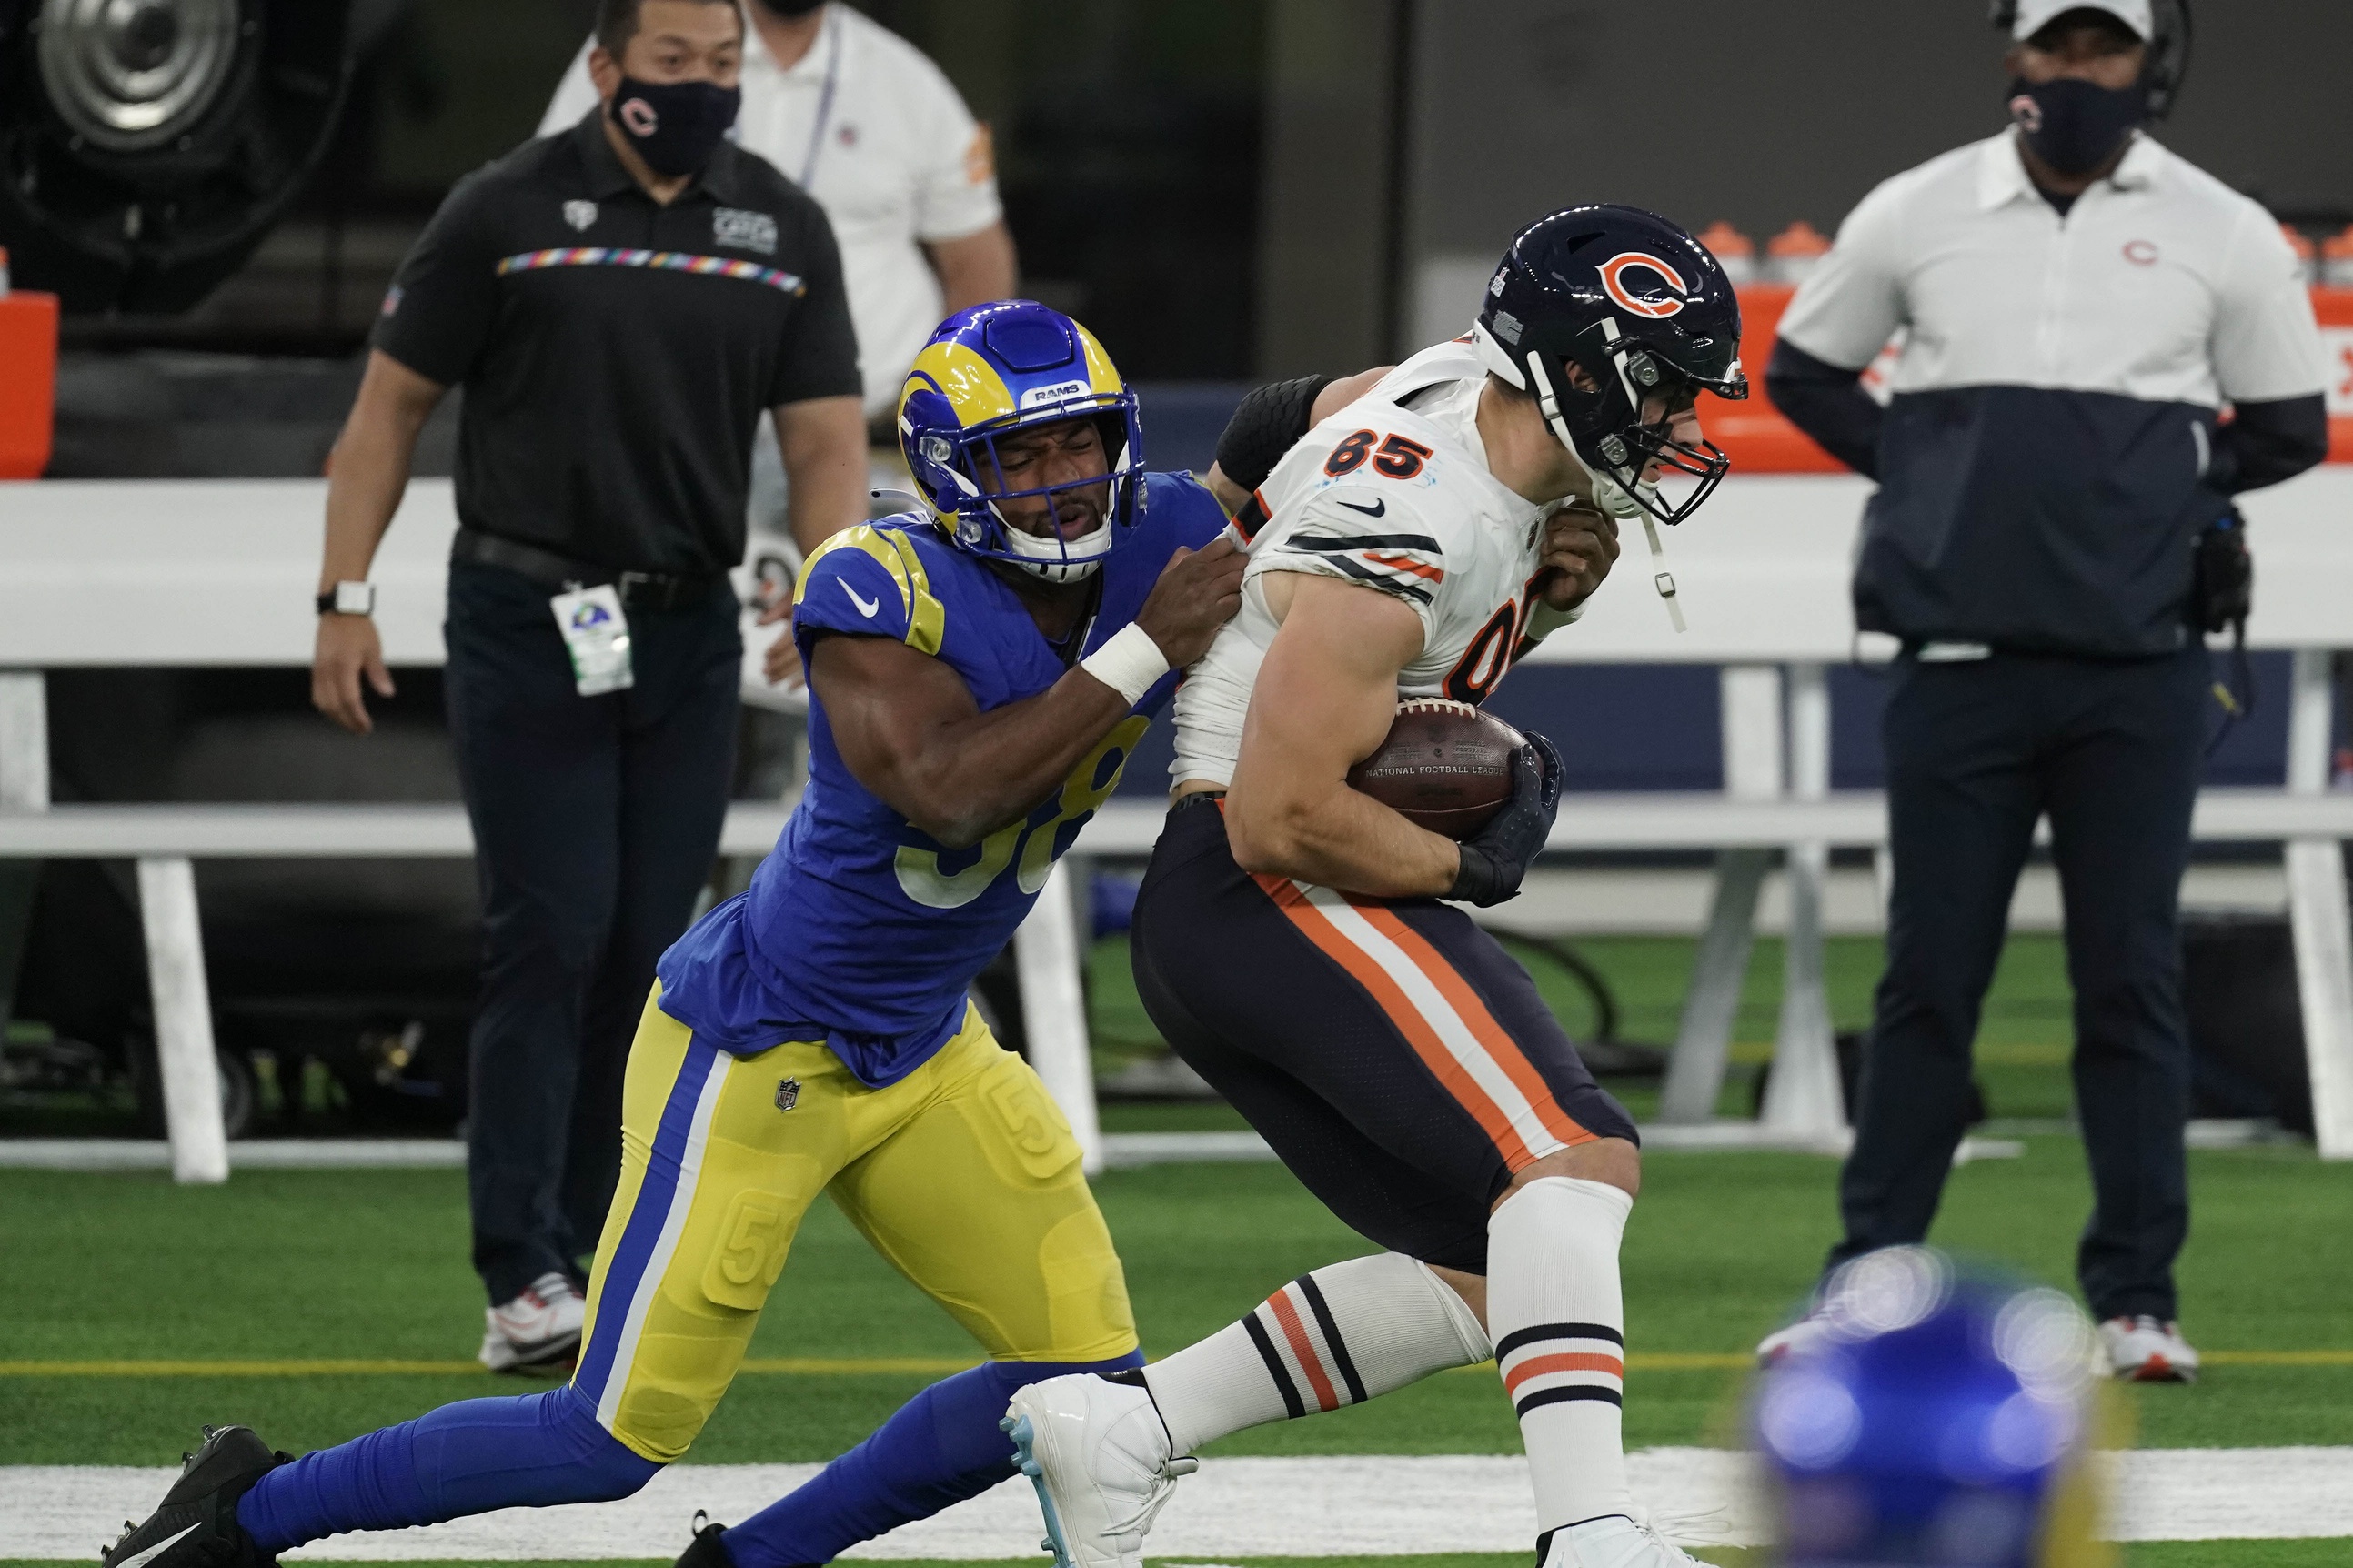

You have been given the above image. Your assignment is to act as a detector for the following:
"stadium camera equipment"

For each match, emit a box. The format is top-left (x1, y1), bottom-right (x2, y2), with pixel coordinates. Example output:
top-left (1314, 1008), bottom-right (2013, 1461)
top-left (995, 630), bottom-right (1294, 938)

top-left (0, 0), bottom-right (367, 314)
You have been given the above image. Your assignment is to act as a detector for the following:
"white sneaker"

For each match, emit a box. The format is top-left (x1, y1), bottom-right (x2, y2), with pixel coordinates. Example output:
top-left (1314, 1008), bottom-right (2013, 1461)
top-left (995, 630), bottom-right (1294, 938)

top-left (1001, 1374), bottom-right (1198, 1568)
top-left (2098, 1315), bottom-right (2198, 1382)
top-left (478, 1272), bottom-right (586, 1372)
top-left (1543, 1513), bottom-right (1710, 1568)
top-left (1755, 1310), bottom-right (1835, 1367)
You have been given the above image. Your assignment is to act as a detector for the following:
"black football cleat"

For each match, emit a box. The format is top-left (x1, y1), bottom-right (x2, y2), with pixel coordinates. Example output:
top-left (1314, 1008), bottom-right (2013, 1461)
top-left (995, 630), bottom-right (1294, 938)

top-left (673, 1512), bottom-right (734, 1568)
top-left (100, 1425), bottom-right (288, 1568)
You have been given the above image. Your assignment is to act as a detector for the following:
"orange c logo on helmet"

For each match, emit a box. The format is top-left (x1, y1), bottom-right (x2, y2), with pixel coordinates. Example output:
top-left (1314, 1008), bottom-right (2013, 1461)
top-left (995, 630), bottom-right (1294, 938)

top-left (1597, 252), bottom-right (1691, 319)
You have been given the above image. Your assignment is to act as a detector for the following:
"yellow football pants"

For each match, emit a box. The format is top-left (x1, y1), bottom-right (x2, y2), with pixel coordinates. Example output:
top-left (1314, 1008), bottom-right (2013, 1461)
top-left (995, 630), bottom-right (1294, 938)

top-left (568, 990), bottom-right (1138, 1462)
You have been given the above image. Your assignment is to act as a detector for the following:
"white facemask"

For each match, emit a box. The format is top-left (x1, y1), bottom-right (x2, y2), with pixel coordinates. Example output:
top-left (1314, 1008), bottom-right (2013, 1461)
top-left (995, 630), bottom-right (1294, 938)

top-left (997, 509), bottom-right (1112, 584)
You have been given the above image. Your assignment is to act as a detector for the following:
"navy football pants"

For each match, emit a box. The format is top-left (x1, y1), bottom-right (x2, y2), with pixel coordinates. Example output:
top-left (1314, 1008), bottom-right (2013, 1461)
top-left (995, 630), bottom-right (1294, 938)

top-left (443, 560), bottom-right (740, 1304)
top-left (1831, 647), bottom-right (2207, 1320)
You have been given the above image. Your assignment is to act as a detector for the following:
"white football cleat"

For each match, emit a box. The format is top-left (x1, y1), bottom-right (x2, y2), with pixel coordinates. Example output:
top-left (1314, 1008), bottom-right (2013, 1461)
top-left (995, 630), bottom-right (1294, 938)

top-left (1755, 1310), bottom-right (1835, 1367)
top-left (1001, 1374), bottom-right (1197, 1568)
top-left (2098, 1315), bottom-right (2198, 1382)
top-left (1542, 1513), bottom-right (1711, 1568)
top-left (478, 1272), bottom-right (586, 1372)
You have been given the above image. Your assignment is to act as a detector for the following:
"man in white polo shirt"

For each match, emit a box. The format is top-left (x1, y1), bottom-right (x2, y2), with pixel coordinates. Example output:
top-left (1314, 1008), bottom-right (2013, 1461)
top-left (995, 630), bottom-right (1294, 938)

top-left (542, 0), bottom-right (1015, 450)
top-left (1760, 1), bottom-right (2327, 1382)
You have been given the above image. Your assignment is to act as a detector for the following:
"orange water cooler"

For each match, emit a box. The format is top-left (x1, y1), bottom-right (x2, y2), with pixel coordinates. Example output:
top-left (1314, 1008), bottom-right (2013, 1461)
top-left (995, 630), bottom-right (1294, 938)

top-left (0, 250), bottom-right (61, 479)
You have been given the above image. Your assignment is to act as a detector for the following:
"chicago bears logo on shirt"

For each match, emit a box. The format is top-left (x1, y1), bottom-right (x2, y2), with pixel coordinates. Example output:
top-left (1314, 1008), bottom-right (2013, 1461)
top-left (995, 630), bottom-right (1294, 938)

top-left (1597, 252), bottom-right (1693, 319)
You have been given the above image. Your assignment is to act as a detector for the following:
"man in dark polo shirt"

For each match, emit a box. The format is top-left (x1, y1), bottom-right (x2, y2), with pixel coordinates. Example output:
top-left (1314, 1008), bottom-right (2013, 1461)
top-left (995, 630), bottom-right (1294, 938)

top-left (307, 0), bottom-right (864, 1368)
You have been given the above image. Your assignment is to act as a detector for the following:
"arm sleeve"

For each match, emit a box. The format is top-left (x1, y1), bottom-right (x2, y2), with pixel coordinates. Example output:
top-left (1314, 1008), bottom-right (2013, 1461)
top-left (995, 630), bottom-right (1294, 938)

top-left (791, 528), bottom-right (932, 659)
top-left (1775, 177), bottom-right (1910, 372)
top-left (2209, 208), bottom-right (2328, 405)
top-left (1248, 487), bottom-right (1445, 635)
top-left (768, 203), bottom-right (864, 407)
top-left (538, 39), bottom-right (598, 137)
top-left (1765, 338), bottom-right (1887, 478)
top-left (909, 58), bottom-right (1002, 244)
top-left (2211, 394), bottom-right (2330, 494)
top-left (370, 173), bottom-right (502, 388)
top-left (1214, 375), bottom-right (1334, 493)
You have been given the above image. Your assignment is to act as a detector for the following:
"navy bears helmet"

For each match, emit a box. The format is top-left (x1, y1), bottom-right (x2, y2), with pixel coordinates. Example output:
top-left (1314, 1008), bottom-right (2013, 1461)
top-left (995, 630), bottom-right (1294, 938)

top-left (1473, 206), bottom-right (1748, 527)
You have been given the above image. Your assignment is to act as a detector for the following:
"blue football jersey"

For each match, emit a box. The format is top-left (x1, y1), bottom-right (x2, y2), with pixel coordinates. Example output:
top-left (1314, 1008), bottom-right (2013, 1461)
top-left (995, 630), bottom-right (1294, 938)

top-left (656, 470), bottom-right (1226, 1086)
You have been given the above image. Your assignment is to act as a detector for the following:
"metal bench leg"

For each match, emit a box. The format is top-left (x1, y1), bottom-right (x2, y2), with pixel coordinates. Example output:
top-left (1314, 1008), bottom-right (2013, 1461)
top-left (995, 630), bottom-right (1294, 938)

top-left (1762, 662), bottom-right (1845, 1140)
top-left (1014, 859), bottom-right (1103, 1175)
top-left (136, 856), bottom-right (229, 1183)
top-left (2287, 649), bottom-right (2353, 1160)
top-left (1658, 849), bottom-right (1767, 1123)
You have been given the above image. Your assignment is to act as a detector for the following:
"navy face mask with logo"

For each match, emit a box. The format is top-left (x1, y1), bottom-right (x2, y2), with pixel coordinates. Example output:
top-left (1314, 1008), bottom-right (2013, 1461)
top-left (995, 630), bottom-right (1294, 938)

top-left (2006, 75), bottom-right (2147, 178)
top-left (607, 75), bottom-right (742, 178)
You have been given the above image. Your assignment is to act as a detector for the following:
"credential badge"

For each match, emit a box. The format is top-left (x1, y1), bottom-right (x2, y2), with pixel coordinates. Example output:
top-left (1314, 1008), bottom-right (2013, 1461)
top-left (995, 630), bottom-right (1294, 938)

top-left (563, 200), bottom-right (598, 232)
top-left (715, 206), bottom-right (779, 256)
top-left (776, 1078), bottom-right (801, 1112)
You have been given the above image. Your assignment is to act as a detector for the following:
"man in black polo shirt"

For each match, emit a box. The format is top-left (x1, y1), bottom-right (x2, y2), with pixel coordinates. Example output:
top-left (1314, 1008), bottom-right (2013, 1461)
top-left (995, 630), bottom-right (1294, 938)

top-left (308, 0), bottom-right (864, 1367)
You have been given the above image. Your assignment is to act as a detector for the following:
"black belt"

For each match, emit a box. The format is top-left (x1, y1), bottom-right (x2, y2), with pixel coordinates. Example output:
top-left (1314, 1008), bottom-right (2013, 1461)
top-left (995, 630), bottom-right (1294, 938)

top-left (1169, 789), bottom-right (1226, 818)
top-left (451, 528), bottom-right (729, 613)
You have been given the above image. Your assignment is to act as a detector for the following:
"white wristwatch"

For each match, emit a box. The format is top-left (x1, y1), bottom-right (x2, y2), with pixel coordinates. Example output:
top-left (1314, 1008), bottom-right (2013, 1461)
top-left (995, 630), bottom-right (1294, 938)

top-left (317, 581), bottom-right (375, 616)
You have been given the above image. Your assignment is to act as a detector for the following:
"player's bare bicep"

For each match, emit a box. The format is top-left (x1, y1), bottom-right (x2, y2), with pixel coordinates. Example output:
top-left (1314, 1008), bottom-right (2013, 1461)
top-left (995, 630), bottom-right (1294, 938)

top-left (1243, 574), bottom-right (1423, 778)
top-left (806, 634), bottom-right (978, 799)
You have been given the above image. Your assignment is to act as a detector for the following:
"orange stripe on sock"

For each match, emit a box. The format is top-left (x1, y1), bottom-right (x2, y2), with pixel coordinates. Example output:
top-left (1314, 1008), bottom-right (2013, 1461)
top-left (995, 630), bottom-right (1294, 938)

top-left (1264, 1287), bottom-right (1341, 1412)
top-left (1503, 1352), bottom-right (1625, 1396)
top-left (1262, 881), bottom-right (1534, 1168)
top-left (1352, 903), bottom-right (1595, 1160)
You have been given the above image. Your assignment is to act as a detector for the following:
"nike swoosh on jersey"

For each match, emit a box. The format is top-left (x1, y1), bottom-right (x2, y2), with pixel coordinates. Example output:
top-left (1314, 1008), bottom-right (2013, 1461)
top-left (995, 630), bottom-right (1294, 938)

top-left (1336, 497), bottom-right (1387, 518)
top-left (840, 580), bottom-right (881, 618)
top-left (112, 1523), bottom-right (201, 1568)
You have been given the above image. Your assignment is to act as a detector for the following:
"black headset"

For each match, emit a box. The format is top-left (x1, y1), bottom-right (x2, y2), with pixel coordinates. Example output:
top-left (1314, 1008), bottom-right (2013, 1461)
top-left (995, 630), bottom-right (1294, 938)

top-left (1988, 0), bottom-right (2194, 119)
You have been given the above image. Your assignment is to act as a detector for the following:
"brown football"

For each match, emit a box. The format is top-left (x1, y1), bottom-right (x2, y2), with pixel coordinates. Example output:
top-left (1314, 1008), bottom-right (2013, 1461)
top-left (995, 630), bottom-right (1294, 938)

top-left (1345, 699), bottom-right (1524, 839)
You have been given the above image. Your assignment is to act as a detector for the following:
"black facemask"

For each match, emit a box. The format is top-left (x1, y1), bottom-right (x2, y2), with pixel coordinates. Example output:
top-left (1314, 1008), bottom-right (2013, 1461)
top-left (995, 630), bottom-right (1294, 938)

top-left (607, 75), bottom-right (741, 178)
top-left (754, 0), bottom-right (827, 17)
top-left (2006, 75), bottom-right (2147, 178)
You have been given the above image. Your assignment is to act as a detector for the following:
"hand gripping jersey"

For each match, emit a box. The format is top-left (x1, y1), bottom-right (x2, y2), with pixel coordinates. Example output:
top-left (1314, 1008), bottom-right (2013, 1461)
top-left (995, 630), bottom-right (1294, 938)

top-left (658, 471), bottom-right (1227, 1087)
top-left (1171, 339), bottom-right (1564, 786)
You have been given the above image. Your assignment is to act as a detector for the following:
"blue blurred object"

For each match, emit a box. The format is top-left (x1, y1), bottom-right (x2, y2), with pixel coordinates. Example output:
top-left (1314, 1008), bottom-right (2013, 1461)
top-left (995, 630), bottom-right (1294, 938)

top-left (1755, 1247), bottom-right (2107, 1568)
top-left (1090, 870), bottom-right (1140, 940)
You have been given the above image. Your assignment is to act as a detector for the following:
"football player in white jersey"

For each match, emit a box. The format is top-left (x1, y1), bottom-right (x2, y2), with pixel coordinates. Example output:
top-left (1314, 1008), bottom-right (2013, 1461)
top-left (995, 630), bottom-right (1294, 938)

top-left (1003, 207), bottom-right (1748, 1568)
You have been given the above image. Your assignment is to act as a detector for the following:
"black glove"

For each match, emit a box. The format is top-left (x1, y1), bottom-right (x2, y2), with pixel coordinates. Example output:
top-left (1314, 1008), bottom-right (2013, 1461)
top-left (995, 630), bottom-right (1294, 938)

top-left (1446, 732), bottom-right (1563, 907)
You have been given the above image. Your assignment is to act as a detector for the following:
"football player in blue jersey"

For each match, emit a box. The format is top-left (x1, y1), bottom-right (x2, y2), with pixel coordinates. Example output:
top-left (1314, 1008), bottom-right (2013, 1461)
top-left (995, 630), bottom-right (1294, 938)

top-left (100, 300), bottom-right (1243, 1568)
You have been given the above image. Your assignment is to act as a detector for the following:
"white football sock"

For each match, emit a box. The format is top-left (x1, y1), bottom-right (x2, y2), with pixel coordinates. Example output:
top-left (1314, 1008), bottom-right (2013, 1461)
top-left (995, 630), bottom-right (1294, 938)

top-left (1488, 1175), bottom-right (1636, 1533)
top-left (1142, 1251), bottom-right (1491, 1454)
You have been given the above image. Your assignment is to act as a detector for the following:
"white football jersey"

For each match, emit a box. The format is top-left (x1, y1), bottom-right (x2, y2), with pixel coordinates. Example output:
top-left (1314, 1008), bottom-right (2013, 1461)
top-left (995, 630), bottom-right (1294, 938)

top-left (1171, 339), bottom-right (1564, 788)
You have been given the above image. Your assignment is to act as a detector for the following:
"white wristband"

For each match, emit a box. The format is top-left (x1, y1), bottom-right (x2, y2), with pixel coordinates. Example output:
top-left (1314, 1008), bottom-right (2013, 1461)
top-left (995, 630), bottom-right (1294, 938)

top-left (1079, 622), bottom-right (1171, 707)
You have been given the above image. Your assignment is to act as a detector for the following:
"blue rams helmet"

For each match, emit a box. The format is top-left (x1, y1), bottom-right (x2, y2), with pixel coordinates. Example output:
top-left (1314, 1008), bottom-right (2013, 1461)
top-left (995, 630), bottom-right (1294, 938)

top-left (1754, 1248), bottom-right (2111, 1568)
top-left (898, 300), bottom-right (1147, 583)
top-left (1473, 205), bottom-right (1747, 527)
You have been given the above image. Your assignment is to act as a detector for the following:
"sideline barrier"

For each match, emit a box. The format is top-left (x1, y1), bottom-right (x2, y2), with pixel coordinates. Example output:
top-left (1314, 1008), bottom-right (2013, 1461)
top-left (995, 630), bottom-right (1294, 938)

top-left (2, 458), bottom-right (2350, 1177)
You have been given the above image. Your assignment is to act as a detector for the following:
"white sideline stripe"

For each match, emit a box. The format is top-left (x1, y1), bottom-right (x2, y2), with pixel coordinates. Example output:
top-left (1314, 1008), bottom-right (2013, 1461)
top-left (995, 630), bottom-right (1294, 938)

top-left (10, 1449), bottom-right (2352, 1559)
top-left (1304, 888), bottom-right (1568, 1161)
top-left (593, 1051), bottom-right (730, 1431)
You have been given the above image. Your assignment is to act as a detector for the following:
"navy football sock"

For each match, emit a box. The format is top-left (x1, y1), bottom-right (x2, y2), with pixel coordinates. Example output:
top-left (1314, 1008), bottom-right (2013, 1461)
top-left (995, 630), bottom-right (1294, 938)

top-left (236, 1384), bottom-right (659, 1554)
top-left (722, 1352), bottom-right (1144, 1568)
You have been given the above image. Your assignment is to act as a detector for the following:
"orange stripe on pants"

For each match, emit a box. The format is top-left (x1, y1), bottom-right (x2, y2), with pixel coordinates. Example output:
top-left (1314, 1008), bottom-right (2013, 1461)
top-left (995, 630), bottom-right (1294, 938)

top-left (1353, 903), bottom-right (1595, 1158)
top-left (1255, 876), bottom-right (1535, 1168)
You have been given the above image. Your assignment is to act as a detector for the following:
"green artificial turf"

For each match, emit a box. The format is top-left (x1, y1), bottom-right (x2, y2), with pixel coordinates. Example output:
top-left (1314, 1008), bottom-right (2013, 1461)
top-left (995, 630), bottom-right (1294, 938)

top-left (3, 1131), bottom-right (2347, 1466)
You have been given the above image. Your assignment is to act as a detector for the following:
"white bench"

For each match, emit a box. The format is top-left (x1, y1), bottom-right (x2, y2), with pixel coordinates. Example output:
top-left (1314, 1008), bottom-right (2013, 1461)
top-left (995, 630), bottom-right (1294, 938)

top-left (3, 471), bottom-right (2349, 1178)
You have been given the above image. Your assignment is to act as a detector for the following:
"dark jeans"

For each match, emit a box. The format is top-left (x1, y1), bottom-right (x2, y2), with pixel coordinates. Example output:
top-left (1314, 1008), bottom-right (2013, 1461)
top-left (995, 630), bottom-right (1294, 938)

top-left (1830, 646), bottom-right (2207, 1320)
top-left (444, 560), bottom-right (740, 1304)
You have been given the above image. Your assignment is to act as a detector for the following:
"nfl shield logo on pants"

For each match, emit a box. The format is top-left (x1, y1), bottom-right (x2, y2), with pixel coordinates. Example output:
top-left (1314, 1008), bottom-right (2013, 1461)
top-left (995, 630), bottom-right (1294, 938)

top-left (775, 1078), bottom-right (801, 1112)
